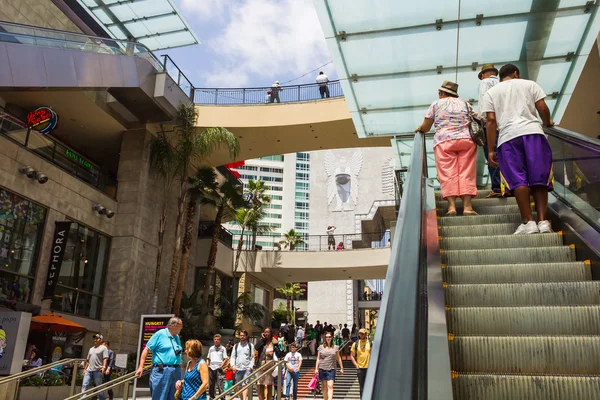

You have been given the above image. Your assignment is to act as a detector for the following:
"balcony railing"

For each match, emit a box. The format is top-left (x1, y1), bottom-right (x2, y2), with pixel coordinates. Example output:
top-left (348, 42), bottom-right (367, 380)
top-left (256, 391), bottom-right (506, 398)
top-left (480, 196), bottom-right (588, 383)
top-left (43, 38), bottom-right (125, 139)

top-left (198, 222), bottom-right (234, 247)
top-left (234, 231), bottom-right (391, 251)
top-left (193, 81), bottom-right (343, 105)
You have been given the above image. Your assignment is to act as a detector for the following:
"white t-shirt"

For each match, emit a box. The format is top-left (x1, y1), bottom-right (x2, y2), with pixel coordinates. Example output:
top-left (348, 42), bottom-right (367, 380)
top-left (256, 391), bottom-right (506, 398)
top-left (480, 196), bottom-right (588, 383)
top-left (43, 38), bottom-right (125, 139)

top-left (284, 351), bottom-right (303, 372)
top-left (208, 345), bottom-right (227, 370)
top-left (316, 74), bottom-right (329, 86)
top-left (478, 75), bottom-right (499, 121)
top-left (480, 79), bottom-right (546, 147)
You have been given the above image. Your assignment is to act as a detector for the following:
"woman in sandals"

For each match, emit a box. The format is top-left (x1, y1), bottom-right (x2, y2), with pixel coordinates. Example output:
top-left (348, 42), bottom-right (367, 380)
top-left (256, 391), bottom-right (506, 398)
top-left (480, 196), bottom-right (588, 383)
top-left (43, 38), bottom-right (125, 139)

top-left (315, 332), bottom-right (344, 400)
top-left (416, 81), bottom-right (479, 216)
top-left (175, 340), bottom-right (209, 400)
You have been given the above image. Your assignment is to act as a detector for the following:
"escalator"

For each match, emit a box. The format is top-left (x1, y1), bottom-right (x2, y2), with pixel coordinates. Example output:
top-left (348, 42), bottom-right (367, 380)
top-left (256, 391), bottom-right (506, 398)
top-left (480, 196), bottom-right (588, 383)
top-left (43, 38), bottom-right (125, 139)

top-left (363, 127), bottom-right (600, 400)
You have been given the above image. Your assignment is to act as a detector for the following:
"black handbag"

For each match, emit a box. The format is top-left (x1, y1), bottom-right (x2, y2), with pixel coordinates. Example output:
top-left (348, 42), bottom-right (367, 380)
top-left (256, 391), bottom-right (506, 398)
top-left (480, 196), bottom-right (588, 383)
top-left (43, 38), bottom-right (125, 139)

top-left (464, 101), bottom-right (485, 146)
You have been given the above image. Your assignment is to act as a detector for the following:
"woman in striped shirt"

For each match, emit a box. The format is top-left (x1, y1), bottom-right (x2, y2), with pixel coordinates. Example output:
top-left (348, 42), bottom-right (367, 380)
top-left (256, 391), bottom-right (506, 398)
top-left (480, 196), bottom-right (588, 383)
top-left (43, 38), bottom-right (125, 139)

top-left (176, 340), bottom-right (209, 400)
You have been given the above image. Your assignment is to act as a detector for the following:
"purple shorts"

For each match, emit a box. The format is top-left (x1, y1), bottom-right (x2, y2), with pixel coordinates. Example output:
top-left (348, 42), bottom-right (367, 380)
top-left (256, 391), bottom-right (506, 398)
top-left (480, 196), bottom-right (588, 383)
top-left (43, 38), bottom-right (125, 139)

top-left (497, 134), bottom-right (553, 191)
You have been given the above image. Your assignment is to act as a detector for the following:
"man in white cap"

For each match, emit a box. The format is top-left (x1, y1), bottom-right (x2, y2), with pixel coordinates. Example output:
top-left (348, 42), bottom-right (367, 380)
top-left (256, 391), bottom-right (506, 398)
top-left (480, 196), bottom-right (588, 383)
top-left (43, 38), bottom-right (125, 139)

top-left (270, 80), bottom-right (283, 103)
top-left (82, 333), bottom-right (109, 400)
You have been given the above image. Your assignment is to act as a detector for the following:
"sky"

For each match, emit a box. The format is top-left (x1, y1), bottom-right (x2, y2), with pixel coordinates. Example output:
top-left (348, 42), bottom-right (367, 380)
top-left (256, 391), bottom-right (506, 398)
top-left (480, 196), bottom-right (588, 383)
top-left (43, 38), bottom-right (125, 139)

top-left (157, 0), bottom-right (340, 88)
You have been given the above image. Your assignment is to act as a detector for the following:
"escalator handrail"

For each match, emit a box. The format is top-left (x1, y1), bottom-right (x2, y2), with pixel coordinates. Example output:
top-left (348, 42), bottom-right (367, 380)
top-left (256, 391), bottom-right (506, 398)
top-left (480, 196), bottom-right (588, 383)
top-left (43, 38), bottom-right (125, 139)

top-left (362, 132), bottom-right (427, 400)
top-left (0, 358), bottom-right (85, 385)
top-left (544, 126), bottom-right (600, 152)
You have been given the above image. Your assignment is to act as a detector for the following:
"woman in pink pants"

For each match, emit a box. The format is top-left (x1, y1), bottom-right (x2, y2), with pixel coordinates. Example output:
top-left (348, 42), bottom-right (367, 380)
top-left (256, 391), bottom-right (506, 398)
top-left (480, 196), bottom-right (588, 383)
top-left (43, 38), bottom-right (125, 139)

top-left (416, 80), bottom-right (479, 215)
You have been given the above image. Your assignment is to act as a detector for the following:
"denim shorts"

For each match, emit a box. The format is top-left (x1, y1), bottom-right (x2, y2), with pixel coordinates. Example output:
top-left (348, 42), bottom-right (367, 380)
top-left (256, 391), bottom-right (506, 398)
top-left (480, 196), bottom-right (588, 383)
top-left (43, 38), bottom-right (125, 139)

top-left (235, 369), bottom-right (252, 385)
top-left (319, 369), bottom-right (335, 381)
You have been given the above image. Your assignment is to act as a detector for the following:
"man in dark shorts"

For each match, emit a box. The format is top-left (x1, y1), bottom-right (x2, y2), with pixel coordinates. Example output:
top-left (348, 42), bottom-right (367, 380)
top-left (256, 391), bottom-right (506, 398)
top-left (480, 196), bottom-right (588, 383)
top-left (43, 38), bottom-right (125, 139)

top-left (481, 64), bottom-right (555, 235)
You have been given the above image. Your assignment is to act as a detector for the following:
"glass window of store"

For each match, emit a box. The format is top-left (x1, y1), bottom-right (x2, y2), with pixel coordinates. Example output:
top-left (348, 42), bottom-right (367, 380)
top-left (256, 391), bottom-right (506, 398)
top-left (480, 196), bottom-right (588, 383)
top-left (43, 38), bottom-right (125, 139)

top-left (0, 188), bottom-right (46, 303)
top-left (51, 222), bottom-right (109, 319)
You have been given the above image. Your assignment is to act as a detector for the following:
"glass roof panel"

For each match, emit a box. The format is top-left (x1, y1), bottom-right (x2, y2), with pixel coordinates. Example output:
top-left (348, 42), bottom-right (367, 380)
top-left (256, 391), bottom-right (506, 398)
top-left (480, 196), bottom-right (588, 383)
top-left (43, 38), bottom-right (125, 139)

top-left (315, 0), bottom-right (600, 136)
top-left (75, 0), bottom-right (199, 51)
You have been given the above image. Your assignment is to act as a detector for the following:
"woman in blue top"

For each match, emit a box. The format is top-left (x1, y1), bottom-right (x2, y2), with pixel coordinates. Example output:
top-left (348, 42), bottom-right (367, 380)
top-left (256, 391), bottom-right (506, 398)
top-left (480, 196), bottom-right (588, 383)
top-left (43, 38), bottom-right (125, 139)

top-left (176, 340), bottom-right (209, 400)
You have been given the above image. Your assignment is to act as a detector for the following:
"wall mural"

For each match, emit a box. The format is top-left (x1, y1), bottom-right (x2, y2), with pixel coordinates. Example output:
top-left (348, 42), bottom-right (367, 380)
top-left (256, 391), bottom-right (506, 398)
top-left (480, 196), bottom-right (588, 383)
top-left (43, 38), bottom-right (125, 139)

top-left (324, 150), bottom-right (363, 211)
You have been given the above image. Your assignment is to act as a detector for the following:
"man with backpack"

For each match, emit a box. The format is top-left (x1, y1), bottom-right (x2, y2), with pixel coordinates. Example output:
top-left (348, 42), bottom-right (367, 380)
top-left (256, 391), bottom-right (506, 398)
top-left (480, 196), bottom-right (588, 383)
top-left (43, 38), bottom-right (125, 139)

top-left (230, 330), bottom-right (255, 400)
top-left (350, 328), bottom-right (372, 396)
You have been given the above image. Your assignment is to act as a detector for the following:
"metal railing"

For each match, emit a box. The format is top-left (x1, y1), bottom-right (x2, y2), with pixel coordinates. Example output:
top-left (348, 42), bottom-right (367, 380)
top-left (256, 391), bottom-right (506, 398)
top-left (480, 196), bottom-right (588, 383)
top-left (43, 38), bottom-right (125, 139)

top-left (65, 365), bottom-right (152, 400)
top-left (162, 54), bottom-right (196, 99)
top-left (363, 132), bottom-right (429, 400)
top-left (0, 358), bottom-right (85, 398)
top-left (199, 222), bottom-right (234, 247)
top-left (236, 231), bottom-right (391, 251)
top-left (193, 81), bottom-right (343, 105)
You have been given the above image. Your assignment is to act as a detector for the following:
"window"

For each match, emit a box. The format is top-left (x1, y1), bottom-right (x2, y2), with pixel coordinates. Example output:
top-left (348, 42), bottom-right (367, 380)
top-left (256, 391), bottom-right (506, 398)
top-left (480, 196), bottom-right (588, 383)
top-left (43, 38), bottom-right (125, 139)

top-left (296, 182), bottom-right (309, 190)
top-left (260, 167), bottom-right (283, 174)
top-left (240, 174), bottom-right (257, 181)
top-left (264, 213), bottom-right (282, 219)
top-left (51, 222), bottom-right (110, 319)
top-left (271, 195), bottom-right (283, 200)
top-left (0, 188), bottom-right (46, 303)
top-left (296, 153), bottom-right (310, 161)
top-left (238, 166), bottom-right (257, 171)
top-left (267, 186), bottom-right (283, 192)
top-left (260, 155), bottom-right (284, 161)
top-left (295, 192), bottom-right (310, 200)
top-left (296, 172), bottom-right (309, 181)
top-left (268, 204), bottom-right (282, 209)
top-left (295, 202), bottom-right (309, 210)
top-left (295, 212), bottom-right (309, 220)
top-left (295, 222), bottom-right (309, 230)
top-left (261, 176), bottom-right (283, 182)
top-left (296, 163), bottom-right (309, 171)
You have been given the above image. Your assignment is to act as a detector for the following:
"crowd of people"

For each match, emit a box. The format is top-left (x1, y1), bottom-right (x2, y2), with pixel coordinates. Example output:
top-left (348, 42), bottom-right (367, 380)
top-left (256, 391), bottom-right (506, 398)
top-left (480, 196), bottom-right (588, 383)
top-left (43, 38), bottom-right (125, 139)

top-left (71, 317), bottom-right (373, 400)
top-left (416, 63), bottom-right (555, 235)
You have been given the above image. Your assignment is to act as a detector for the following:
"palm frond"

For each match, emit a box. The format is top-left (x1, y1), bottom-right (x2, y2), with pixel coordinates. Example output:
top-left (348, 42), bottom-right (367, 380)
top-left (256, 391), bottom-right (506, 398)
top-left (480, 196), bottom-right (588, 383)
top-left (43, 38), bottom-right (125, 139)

top-left (148, 132), bottom-right (177, 184)
top-left (197, 127), bottom-right (240, 161)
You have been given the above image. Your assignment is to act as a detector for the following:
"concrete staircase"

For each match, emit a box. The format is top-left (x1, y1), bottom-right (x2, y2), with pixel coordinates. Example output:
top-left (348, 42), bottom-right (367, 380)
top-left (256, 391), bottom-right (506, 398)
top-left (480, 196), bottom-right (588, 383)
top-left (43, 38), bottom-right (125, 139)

top-left (292, 360), bottom-right (360, 400)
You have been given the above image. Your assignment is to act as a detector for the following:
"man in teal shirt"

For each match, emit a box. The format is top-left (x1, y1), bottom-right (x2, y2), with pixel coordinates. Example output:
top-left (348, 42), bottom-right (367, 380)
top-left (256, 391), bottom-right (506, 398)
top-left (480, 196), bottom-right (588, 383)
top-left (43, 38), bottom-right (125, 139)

top-left (136, 317), bottom-right (183, 400)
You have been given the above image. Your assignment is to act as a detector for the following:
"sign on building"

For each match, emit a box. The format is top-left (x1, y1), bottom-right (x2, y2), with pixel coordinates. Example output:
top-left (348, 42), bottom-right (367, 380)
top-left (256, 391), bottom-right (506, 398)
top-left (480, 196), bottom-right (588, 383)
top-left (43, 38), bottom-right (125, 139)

top-left (0, 312), bottom-right (32, 375)
top-left (42, 221), bottom-right (72, 300)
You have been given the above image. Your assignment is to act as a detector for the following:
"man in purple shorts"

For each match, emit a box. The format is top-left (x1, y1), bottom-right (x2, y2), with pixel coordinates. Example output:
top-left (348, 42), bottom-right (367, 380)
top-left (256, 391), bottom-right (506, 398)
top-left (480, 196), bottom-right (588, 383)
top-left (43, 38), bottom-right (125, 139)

top-left (480, 63), bottom-right (555, 235)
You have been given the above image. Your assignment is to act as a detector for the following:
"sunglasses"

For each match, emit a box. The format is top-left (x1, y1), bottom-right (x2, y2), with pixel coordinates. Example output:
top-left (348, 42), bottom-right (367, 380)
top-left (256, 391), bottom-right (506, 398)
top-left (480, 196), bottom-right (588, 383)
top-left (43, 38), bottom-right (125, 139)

top-left (325, 336), bottom-right (332, 339)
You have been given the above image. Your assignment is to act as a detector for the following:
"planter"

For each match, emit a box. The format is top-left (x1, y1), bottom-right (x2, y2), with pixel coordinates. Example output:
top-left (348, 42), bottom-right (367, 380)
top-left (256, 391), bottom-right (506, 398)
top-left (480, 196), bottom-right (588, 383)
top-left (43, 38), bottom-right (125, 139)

top-left (18, 386), bottom-right (48, 399)
top-left (46, 386), bottom-right (71, 400)
top-left (219, 328), bottom-right (235, 336)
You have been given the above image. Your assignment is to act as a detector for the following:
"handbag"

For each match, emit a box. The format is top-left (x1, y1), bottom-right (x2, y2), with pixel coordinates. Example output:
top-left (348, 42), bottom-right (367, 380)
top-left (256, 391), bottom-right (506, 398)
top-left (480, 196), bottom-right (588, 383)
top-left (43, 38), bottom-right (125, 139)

top-left (174, 361), bottom-right (191, 400)
top-left (464, 100), bottom-right (485, 146)
top-left (308, 373), bottom-right (318, 390)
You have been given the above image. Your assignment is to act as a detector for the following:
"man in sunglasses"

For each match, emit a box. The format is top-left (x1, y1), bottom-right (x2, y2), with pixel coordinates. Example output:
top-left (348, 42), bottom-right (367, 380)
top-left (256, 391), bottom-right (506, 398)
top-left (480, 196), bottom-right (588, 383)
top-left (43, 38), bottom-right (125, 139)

top-left (136, 317), bottom-right (183, 400)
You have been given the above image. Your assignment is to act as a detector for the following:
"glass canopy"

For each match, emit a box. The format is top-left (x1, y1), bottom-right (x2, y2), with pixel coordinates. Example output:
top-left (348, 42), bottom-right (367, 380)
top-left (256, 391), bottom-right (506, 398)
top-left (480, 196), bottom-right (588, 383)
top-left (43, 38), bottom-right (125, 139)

top-left (76, 0), bottom-right (199, 51)
top-left (313, 0), bottom-right (599, 138)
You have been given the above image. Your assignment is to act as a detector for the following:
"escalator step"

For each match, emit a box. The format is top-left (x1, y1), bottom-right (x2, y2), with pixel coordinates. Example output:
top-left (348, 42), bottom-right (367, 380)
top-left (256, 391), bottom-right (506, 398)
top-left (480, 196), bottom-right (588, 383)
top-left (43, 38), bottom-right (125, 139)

top-left (436, 190), bottom-right (494, 199)
top-left (440, 232), bottom-right (563, 250)
top-left (449, 335), bottom-right (600, 375)
top-left (437, 197), bottom-right (517, 208)
top-left (440, 213), bottom-right (537, 226)
top-left (436, 204), bottom-right (525, 216)
top-left (439, 223), bottom-right (520, 237)
top-left (447, 306), bottom-right (600, 335)
top-left (444, 262), bottom-right (591, 283)
top-left (452, 373), bottom-right (600, 400)
top-left (442, 246), bottom-right (575, 265)
top-left (446, 282), bottom-right (600, 306)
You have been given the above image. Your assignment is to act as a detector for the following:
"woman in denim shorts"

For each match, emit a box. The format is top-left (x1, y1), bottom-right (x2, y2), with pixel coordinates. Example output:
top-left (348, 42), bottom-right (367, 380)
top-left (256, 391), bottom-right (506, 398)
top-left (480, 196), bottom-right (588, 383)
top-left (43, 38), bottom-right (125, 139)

top-left (315, 333), bottom-right (344, 400)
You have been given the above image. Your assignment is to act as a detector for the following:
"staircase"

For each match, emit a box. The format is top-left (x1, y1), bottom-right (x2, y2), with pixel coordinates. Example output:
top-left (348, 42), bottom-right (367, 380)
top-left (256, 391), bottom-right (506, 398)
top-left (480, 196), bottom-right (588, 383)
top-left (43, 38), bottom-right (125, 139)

top-left (437, 191), bottom-right (600, 399)
top-left (292, 360), bottom-right (359, 400)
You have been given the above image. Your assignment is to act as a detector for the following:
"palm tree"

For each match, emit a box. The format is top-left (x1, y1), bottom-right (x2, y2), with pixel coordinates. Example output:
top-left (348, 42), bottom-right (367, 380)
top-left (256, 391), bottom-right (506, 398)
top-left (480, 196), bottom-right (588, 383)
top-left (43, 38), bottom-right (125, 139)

top-left (245, 179), bottom-right (271, 250)
top-left (217, 286), bottom-right (267, 330)
top-left (279, 229), bottom-right (305, 251)
top-left (275, 283), bottom-right (305, 324)
top-left (148, 130), bottom-right (178, 313)
top-left (165, 103), bottom-right (240, 313)
top-left (185, 167), bottom-right (246, 314)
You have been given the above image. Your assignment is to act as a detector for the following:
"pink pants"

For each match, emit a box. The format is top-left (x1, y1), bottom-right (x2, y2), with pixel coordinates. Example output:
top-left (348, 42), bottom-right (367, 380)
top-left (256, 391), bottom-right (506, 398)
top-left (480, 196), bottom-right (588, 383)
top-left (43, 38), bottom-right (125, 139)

top-left (434, 138), bottom-right (478, 199)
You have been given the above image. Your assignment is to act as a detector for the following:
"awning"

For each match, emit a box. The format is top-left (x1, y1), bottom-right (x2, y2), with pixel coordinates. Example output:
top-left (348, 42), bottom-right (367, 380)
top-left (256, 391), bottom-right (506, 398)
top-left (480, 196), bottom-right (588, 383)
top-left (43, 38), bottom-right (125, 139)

top-left (75, 0), bottom-right (200, 51)
top-left (30, 313), bottom-right (87, 333)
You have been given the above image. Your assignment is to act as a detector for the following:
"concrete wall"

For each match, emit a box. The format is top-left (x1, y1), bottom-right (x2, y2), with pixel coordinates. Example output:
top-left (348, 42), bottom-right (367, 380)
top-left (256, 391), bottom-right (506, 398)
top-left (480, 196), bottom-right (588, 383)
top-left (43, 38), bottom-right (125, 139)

top-left (0, 0), bottom-right (82, 32)
top-left (307, 280), bottom-right (353, 327)
top-left (237, 272), bottom-right (274, 335)
top-left (195, 238), bottom-right (234, 276)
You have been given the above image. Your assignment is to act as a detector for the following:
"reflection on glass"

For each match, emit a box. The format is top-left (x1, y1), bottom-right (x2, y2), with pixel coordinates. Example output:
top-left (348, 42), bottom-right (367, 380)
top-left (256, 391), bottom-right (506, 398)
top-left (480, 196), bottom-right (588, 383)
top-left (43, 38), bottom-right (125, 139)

top-left (0, 188), bottom-right (46, 303)
top-left (52, 286), bottom-right (101, 320)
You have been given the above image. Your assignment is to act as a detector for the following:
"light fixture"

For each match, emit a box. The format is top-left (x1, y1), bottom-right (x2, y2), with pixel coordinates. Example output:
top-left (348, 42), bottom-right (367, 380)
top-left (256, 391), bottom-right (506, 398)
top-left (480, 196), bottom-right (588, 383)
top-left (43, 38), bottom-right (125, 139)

top-left (36, 173), bottom-right (48, 184)
top-left (18, 166), bottom-right (48, 184)
top-left (93, 204), bottom-right (115, 218)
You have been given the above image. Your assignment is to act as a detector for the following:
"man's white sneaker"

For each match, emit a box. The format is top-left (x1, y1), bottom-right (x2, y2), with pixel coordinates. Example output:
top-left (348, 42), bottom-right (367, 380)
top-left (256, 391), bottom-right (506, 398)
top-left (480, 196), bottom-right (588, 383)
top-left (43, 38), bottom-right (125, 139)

top-left (513, 221), bottom-right (540, 235)
top-left (538, 220), bottom-right (553, 233)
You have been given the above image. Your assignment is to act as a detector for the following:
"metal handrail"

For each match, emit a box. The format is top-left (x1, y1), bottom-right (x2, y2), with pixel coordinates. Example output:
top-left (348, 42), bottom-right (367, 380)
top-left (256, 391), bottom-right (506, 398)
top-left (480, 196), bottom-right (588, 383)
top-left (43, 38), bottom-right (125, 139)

top-left (0, 358), bottom-right (84, 385)
top-left (64, 365), bottom-right (152, 400)
top-left (363, 132), bottom-right (428, 400)
top-left (544, 126), bottom-right (600, 152)
top-left (236, 230), bottom-right (391, 251)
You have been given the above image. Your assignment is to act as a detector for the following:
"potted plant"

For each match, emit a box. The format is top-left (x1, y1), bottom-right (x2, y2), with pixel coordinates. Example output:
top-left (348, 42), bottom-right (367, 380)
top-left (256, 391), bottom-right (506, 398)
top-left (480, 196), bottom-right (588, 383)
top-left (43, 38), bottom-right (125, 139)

top-left (45, 372), bottom-right (70, 400)
top-left (19, 375), bottom-right (49, 399)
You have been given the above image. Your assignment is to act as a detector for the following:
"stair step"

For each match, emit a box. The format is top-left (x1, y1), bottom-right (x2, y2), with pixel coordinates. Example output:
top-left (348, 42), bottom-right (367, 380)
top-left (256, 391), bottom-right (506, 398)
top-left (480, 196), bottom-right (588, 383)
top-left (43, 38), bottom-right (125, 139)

top-left (440, 213), bottom-right (536, 226)
top-left (437, 197), bottom-right (518, 208)
top-left (447, 306), bottom-right (600, 335)
top-left (452, 373), bottom-right (600, 400)
top-left (446, 282), bottom-right (600, 306)
top-left (449, 336), bottom-right (600, 374)
top-left (444, 262), bottom-right (592, 283)
top-left (436, 204), bottom-right (525, 216)
top-left (441, 246), bottom-right (575, 265)
top-left (439, 223), bottom-right (521, 237)
top-left (440, 232), bottom-right (562, 251)
top-left (436, 189), bottom-right (494, 199)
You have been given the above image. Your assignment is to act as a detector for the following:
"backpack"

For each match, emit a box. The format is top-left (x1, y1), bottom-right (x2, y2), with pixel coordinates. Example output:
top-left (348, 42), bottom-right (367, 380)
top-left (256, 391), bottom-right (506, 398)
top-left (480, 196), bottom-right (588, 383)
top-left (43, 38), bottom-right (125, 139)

top-left (351, 340), bottom-right (373, 358)
top-left (234, 343), bottom-right (254, 367)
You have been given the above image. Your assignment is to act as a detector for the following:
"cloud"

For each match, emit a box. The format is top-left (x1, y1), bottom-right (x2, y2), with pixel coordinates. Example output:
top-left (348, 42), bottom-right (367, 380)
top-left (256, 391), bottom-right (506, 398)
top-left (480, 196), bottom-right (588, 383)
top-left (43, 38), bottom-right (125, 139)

top-left (179, 0), bottom-right (228, 21)
top-left (193, 0), bottom-right (332, 87)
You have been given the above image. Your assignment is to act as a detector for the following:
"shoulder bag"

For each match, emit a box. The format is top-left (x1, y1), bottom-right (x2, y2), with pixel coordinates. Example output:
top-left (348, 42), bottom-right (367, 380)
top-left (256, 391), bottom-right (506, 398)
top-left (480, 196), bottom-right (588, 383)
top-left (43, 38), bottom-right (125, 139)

top-left (174, 360), bottom-right (191, 400)
top-left (464, 100), bottom-right (485, 146)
